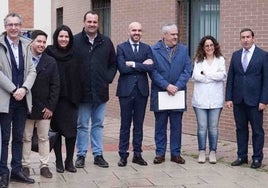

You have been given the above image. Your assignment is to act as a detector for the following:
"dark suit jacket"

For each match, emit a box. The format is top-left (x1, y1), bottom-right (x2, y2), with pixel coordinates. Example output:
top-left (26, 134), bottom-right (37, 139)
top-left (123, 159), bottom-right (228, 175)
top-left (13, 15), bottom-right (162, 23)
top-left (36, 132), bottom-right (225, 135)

top-left (226, 46), bottom-right (268, 106)
top-left (29, 52), bottom-right (60, 119)
top-left (116, 41), bottom-right (153, 97)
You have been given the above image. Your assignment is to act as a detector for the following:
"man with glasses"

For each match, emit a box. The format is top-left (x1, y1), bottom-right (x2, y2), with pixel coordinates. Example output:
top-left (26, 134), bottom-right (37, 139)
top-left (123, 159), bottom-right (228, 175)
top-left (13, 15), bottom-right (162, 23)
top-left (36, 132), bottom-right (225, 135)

top-left (0, 13), bottom-right (36, 187)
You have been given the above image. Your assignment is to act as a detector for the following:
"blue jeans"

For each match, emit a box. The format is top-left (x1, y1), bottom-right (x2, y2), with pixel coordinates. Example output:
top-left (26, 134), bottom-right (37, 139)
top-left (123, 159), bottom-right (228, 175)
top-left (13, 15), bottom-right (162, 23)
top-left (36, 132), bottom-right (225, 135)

top-left (193, 107), bottom-right (222, 151)
top-left (76, 102), bottom-right (106, 157)
top-left (0, 103), bottom-right (27, 174)
top-left (154, 111), bottom-right (183, 157)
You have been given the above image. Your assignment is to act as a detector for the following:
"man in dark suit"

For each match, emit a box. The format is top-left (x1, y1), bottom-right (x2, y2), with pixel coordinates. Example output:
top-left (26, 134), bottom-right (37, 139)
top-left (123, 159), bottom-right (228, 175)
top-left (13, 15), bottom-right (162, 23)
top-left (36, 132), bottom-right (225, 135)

top-left (116, 22), bottom-right (153, 167)
top-left (226, 28), bottom-right (268, 169)
top-left (22, 30), bottom-right (60, 178)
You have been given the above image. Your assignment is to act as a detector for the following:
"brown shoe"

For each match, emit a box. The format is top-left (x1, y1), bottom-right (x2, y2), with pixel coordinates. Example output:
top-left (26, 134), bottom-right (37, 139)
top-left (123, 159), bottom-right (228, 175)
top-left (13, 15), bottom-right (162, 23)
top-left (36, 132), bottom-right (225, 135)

top-left (153, 156), bottom-right (165, 164)
top-left (22, 167), bottom-right (30, 177)
top-left (40, 167), bottom-right (53, 178)
top-left (171, 155), bottom-right (185, 164)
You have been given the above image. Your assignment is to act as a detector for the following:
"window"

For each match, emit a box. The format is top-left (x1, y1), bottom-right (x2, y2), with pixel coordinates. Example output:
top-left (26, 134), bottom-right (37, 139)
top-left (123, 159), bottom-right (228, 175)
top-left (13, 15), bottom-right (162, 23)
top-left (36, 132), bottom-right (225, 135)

top-left (178, 0), bottom-right (220, 58)
top-left (56, 7), bottom-right (63, 28)
top-left (92, 0), bottom-right (111, 37)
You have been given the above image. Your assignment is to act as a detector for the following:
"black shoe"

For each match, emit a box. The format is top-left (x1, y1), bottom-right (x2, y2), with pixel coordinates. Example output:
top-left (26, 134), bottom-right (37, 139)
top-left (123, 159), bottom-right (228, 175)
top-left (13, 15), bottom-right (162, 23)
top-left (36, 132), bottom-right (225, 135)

top-left (65, 161), bottom-right (77, 173)
top-left (250, 160), bottom-right (262, 169)
top-left (132, 156), bottom-right (148, 166)
top-left (94, 155), bottom-right (109, 168)
top-left (75, 156), bottom-right (85, 168)
top-left (231, 158), bottom-right (248, 166)
top-left (40, 167), bottom-right (53, 178)
top-left (22, 167), bottom-right (30, 177)
top-left (10, 171), bottom-right (35, 184)
top-left (56, 161), bottom-right (64, 173)
top-left (0, 173), bottom-right (9, 188)
top-left (153, 155), bottom-right (165, 164)
top-left (171, 155), bottom-right (185, 164)
top-left (118, 158), bottom-right (127, 167)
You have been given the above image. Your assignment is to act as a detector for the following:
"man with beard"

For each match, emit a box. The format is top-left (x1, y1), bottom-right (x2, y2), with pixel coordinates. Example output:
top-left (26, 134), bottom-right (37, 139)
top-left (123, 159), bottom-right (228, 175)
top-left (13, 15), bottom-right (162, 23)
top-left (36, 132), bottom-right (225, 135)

top-left (116, 22), bottom-right (154, 167)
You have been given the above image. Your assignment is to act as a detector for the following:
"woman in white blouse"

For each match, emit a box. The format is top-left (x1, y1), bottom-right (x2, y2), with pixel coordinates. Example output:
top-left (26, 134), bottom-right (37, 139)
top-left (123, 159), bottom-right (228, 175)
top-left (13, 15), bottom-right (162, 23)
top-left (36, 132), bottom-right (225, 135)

top-left (192, 36), bottom-right (226, 164)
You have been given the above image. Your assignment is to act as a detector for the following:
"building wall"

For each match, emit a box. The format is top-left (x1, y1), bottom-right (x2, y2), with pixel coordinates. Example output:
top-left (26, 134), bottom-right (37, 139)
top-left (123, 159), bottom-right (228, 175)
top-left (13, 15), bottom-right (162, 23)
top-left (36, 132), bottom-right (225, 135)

top-left (0, 1), bottom-right (9, 32)
top-left (217, 0), bottom-right (268, 144)
top-left (9, 0), bottom-right (34, 28)
top-left (51, 0), bottom-right (92, 37)
top-left (0, 0), bottom-right (51, 43)
top-left (51, 0), bottom-right (268, 146)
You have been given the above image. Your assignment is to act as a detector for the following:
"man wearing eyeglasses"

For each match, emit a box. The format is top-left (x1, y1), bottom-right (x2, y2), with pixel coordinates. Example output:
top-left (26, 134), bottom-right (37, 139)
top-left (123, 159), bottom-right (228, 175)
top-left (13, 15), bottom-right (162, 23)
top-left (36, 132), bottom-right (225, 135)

top-left (0, 13), bottom-right (36, 187)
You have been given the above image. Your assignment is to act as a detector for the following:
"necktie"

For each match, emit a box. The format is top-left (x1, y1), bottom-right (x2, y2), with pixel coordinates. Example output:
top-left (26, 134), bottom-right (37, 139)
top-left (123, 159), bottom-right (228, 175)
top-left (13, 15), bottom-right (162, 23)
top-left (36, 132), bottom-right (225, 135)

top-left (242, 50), bottom-right (249, 72)
top-left (133, 44), bottom-right (138, 55)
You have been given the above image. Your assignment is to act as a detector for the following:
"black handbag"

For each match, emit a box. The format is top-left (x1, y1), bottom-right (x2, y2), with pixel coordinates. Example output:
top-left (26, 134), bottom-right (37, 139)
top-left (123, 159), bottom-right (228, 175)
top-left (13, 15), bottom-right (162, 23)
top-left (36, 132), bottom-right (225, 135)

top-left (31, 126), bottom-right (59, 152)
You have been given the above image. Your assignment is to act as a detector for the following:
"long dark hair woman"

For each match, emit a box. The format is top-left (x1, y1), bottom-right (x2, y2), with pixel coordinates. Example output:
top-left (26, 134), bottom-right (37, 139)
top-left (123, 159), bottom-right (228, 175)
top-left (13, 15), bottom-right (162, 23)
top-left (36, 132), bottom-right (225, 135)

top-left (45, 25), bottom-right (82, 173)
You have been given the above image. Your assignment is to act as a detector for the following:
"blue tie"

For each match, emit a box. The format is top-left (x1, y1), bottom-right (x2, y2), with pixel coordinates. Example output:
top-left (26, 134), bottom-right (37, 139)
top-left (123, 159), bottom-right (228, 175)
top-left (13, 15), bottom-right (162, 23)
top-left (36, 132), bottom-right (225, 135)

top-left (133, 44), bottom-right (138, 55)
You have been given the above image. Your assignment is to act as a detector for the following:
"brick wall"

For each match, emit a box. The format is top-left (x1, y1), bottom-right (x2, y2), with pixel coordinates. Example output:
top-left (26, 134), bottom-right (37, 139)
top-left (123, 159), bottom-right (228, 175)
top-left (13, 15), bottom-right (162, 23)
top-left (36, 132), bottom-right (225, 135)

top-left (9, 0), bottom-right (33, 28)
top-left (218, 0), bottom-right (268, 143)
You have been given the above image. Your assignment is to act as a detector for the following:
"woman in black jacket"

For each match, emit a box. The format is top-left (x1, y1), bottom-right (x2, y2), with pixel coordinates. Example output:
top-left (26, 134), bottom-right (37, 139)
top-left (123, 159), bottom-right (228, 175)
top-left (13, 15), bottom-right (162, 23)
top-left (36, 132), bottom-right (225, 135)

top-left (45, 25), bottom-right (82, 173)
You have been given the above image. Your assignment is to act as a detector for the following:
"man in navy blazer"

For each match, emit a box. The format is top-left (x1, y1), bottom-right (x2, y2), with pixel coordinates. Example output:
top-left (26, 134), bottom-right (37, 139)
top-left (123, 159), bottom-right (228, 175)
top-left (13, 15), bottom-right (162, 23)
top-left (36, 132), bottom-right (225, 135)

top-left (226, 28), bottom-right (268, 169)
top-left (116, 22), bottom-right (153, 167)
top-left (22, 30), bottom-right (60, 178)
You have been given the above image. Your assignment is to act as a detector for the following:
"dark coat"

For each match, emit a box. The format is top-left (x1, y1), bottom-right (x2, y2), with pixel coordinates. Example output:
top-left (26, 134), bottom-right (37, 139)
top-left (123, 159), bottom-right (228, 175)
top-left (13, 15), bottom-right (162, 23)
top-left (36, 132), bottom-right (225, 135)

top-left (28, 52), bottom-right (60, 119)
top-left (116, 41), bottom-right (153, 97)
top-left (226, 46), bottom-right (268, 106)
top-left (73, 29), bottom-right (117, 104)
top-left (45, 46), bottom-right (83, 137)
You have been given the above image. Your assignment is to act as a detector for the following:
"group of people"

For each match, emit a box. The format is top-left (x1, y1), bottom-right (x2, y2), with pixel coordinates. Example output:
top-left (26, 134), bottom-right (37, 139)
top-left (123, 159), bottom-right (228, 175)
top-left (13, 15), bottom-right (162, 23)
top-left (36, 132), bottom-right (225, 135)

top-left (0, 11), bottom-right (116, 188)
top-left (0, 10), bottom-right (267, 188)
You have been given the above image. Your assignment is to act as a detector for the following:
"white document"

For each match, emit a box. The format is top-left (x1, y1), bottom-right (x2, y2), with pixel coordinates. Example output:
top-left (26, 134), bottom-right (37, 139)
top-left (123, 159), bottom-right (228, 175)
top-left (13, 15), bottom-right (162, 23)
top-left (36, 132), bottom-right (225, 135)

top-left (158, 91), bottom-right (185, 110)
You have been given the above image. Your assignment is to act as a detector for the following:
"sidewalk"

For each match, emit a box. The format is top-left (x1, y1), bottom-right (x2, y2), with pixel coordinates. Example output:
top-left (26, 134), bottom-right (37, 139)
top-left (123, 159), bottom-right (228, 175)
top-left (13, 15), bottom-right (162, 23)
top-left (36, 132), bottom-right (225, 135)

top-left (9, 116), bottom-right (268, 188)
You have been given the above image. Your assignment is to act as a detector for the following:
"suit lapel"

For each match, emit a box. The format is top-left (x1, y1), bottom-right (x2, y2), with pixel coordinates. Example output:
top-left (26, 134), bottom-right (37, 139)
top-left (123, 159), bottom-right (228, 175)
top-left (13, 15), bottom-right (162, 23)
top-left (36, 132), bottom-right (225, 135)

top-left (246, 47), bottom-right (259, 71)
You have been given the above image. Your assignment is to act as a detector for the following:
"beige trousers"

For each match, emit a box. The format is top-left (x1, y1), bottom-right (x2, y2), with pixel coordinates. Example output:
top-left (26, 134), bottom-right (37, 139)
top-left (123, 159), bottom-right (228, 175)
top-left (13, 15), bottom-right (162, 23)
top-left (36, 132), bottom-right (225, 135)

top-left (22, 119), bottom-right (50, 168)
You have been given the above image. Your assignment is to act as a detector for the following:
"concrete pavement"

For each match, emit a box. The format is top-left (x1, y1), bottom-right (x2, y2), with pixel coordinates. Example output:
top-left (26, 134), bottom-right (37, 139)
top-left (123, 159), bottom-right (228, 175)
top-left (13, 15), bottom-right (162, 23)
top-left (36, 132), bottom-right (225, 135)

top-left (8, 116), bottom-right (268, 188)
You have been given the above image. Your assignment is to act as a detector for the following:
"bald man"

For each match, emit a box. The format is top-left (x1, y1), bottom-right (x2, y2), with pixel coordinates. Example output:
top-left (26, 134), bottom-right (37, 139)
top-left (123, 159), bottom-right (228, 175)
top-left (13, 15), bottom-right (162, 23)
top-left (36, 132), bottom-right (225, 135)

top-left (116, 22), bottom-right (153, 167)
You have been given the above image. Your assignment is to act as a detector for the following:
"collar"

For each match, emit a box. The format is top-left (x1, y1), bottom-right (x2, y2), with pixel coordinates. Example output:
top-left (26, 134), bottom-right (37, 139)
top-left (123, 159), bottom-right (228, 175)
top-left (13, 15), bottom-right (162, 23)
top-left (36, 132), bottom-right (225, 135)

top-left (129, 39), bottom-right (139, 46)
top-left (6, 36), bottom-right (19, 47)
top-left (243, 44), bottom-right (255, 54)
top-left (86, 33), bottom-right (98, 44)
top-left (32, 53), bottom-right (42, 61)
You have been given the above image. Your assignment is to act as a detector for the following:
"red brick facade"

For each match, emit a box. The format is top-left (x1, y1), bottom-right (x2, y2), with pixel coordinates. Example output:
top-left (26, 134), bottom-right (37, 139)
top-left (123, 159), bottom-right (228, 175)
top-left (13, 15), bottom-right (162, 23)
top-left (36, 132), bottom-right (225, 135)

top-left (9, 0), bottom-right (33, 28)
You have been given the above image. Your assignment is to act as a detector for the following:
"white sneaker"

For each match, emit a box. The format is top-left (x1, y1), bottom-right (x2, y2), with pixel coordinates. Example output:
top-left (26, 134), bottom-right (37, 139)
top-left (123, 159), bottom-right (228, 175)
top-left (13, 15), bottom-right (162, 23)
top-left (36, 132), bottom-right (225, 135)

top-left (209, 151), bottom-right (217, 164)
top-left (198, 150), bottom-right (206, 163)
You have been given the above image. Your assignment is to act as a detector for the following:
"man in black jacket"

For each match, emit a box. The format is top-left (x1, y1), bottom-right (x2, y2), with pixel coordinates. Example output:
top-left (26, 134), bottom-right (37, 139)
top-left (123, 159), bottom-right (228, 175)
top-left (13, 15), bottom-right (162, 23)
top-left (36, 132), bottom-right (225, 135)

top-left (74, 10), bottom-right (117, 168)
top-left (22, 30), bottom-right (60, 178)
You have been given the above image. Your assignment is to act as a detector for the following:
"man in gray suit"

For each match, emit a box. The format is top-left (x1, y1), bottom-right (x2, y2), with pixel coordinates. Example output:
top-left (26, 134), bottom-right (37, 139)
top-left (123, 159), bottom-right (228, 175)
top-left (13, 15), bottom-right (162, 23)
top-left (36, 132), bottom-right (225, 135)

top-left (0, 13), bottom-right (36, 187)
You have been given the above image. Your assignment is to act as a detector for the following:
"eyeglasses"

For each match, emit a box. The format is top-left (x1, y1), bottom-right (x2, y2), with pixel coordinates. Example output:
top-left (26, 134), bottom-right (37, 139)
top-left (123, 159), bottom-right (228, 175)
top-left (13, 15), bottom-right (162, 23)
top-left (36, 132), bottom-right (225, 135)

top-left (5, 23), bottom-right (21, 28)
top-left (204, 44), bottom-right (214, 48)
